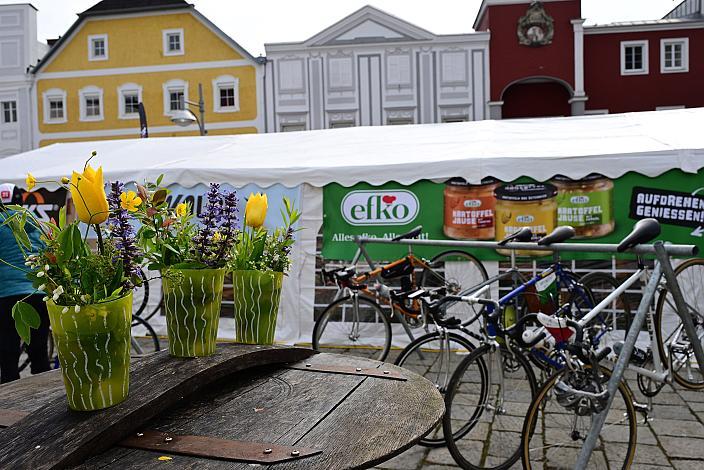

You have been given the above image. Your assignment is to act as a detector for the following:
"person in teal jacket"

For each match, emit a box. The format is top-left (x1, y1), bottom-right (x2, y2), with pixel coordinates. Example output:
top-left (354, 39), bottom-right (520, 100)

top-left (0, 185), bottom-right (50, 383)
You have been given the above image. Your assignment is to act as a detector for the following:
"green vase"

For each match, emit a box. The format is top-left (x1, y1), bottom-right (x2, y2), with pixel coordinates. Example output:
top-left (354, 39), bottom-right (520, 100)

top-left (47, 293), bottom-right (132, 412)
top-left (162, 268), bottom-right (225, 357)
top-left (233, 270), bottom-right (283, 345)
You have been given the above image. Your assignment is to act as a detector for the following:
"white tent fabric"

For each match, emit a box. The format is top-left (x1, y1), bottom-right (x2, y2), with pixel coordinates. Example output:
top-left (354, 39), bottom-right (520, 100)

top-left (3, 108), bottom-right (704, 346)
top-left (2, 108), bottom-right (704, 189)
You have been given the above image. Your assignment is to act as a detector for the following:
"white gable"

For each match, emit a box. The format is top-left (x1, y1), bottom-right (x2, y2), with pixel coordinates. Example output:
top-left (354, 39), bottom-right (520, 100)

top-left (302, 5), bottom-right (435, 47)
top-left (335, 20), bottom-right (405, 41)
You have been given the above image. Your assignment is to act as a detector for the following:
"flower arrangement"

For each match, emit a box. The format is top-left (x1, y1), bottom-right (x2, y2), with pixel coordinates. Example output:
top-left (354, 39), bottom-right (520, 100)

top-left (230, 193), bottom-right (301, 345)
top-left (2, 155), bottom-right (141, 342)
top-left (130, 178), bottom-right (238, 271)
top-left (229, 193), bottom-right (301, 273)
top-left (0, 153), bottom-right (138, 410)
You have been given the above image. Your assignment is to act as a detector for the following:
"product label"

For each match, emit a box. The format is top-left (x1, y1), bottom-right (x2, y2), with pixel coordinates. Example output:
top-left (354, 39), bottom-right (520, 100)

top-left (447, 195), bottom-right (495, 229)
top-left (556, 189), bottom-right (612, 227)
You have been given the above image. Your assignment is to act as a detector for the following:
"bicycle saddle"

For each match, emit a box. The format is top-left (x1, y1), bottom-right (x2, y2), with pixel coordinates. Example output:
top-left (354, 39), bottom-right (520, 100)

top-left (538, 226), bottom-right (576, 246)
top-left (497, 227), bottom-right (533, 246)
top-left (392, 225), bottom-right (423, 241)
top-left (617, 218), bottom-right (661, 252)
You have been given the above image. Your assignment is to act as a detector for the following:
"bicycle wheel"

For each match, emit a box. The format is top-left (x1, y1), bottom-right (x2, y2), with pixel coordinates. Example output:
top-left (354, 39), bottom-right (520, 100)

top-left (654, 258), bottom-right (704, 390)
top-left (394, 331), bottom-right (476, 447)
top-left (444, 344), bottom-right (537, 469)
top-left (132, 268), bottom-right (150, 318)
top-left (313, 295), bottom-right (391, 361)
top-left (580, 272), bottom-right (631, 349)
top-left (421, 250), bottom-right (489, 324)
top-left (130, 315), bottom-right (161, 356)
top-left (521, 366), bottom-right (637, 470)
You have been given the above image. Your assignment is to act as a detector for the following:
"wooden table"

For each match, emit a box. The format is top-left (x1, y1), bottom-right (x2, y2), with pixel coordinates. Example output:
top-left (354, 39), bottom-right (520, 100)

top-left (0, 344), bottom-right (444, 469)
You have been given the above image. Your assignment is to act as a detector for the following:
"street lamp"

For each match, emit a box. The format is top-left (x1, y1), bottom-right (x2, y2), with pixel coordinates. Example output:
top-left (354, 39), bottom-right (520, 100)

top-left (171, 82), bottom-right (207, 136)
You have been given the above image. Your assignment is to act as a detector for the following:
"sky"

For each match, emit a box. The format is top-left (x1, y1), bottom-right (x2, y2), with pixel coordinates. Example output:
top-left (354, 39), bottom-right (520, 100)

top-left (0, 0), bottom-right (683, 56)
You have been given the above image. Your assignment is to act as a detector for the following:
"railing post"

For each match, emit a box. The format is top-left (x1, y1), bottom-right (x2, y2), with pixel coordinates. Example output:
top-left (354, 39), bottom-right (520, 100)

top-left (574, 261), bottom-right (663, 469)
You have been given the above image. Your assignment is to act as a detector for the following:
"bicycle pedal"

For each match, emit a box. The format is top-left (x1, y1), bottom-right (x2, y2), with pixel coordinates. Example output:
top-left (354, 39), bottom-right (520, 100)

top-left (632, 401), bottom-right (651, 423)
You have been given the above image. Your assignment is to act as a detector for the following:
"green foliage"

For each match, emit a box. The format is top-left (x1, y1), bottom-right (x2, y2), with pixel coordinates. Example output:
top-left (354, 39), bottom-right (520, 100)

top-left (229, 196), bottom-right (302, 273)
top-left (12, 302), bottom-right (40, 344)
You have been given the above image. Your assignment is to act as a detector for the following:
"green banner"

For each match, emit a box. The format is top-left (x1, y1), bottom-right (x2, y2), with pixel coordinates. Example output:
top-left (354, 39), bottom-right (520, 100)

top-left (322, 169), bottom-right (704, 261)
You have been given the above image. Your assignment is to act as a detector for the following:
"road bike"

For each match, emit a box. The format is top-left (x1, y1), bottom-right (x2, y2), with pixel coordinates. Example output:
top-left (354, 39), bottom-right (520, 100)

top-left (520, 219), bottom-right (703, 469)
top-left (312, 225), bottom-right (487, 361)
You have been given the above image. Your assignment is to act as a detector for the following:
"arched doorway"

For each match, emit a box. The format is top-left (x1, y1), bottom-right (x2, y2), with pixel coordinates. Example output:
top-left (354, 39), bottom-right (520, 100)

top-left (501, 77), bottom-right (573, 119)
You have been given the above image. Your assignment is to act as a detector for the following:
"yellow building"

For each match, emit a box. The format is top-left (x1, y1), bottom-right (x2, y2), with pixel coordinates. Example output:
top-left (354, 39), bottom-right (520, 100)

top-left (32, 0), bottom-right (263, 147)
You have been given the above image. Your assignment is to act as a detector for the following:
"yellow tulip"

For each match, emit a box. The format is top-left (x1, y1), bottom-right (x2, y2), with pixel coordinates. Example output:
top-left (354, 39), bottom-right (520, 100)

top-left (120, 191), bottom-right (142, 212)
top-left (245, 192), bottom-right (268, 228)
top-left (26, 173), bottom-right (36, 191)
top-left (175, 202), bottom-right (188, 217)
top-left (70, 164), bottom-right (109, 224)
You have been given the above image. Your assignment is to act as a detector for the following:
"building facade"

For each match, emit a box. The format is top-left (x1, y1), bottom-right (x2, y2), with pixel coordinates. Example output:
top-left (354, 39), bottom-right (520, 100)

top-left (32, 0), bottom-right (264, 147)
top-left (263, 6), bottom-right (490, 132)
top-left (0, 4), bottom-right (47, 157)
top-left (474, 0), bottom-right (704, 119)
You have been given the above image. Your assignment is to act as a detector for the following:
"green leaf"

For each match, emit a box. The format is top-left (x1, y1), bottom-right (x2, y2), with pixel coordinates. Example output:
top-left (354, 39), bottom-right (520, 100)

top-left (156, 174), bottom-right (164, 187)
top-left (12, 302), bottom-right (41, 344)
top-left (59, 206), bottom-right (67, 230)
top-left (152, 189), bottom-right (167, 205)
top-left (142, 228), bottom-right (156, 239)
top-left (59, 225), bottom-right (74, 261)
top-left (163, 243), bottom-right (180, 255)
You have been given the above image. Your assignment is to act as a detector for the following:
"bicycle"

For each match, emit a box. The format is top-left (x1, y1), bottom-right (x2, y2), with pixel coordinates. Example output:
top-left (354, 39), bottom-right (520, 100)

top-left (520, 218), bottom-right (702, 469)
top-left (312, 225), bottom-right (487, 361)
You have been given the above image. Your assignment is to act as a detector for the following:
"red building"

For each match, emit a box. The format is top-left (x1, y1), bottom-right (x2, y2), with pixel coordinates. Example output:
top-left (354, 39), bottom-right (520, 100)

top-left (474, 0), bottom-right (704, 119)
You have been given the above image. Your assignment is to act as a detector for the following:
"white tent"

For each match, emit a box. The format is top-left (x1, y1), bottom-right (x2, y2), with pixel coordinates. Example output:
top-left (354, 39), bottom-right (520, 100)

top-left (2, 108), bottom-right (704, 344)
top-left (3, 108), bottom-right (704, 189)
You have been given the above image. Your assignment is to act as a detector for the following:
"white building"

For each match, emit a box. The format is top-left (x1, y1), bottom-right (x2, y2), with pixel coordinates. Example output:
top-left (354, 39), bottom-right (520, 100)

top-left (263, 5), bottom-right (490, 132)
top-left (0, 3), bottom-right (46, 157)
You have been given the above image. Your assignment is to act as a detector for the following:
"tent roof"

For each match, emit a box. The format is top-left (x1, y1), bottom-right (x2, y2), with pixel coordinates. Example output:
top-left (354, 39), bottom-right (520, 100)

top-left (3, 108), bottom-right (704, 190)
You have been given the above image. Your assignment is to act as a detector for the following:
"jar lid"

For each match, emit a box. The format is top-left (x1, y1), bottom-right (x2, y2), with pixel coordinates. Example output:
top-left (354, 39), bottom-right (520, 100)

top-left (446, 177), bottom-right (499, 187)
top-left (494, 183), bottom-right (557, 201)
top-left (551, 173), bottom-right (607, 183)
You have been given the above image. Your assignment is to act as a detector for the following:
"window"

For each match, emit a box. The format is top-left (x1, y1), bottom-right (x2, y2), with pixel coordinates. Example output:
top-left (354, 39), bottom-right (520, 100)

top-left (328, 57), bottom-right (353, 90)
top-left (49, 99), bottom-right (64, 119)
top-left (441, 51), bottom-right (468, 84)
top-left (386, 54), bottom-right (411, 87)
top-left (42, 89), bottom-right (67, 124)
top-left (330, 121), bottom-right (355, 129)
top-left (212, 75), bottom-right (239, 113)
top-left (163, 29), bottom-right (184, 56)
top-left (118, 83), bottom-right (143, 119)
top-left (88, 34), bottom-right (108, 61)
top-left (79, 86), bottom-right (104, 121)
top-left (661, 38), bottom-right (689, 73)
top-left (656, 105), bottom-right (685, 111)
top-left (169, 91), bottom-right (184, 111)
top-left (621, 41), bottom-right (648, 75)
top-left (163, 79), bottom-right (188, 115)
top-left (1, 101), bottom-right (17, 123)
top-left (388, 118), bottom-right (413, 126)
top-left (85, 97), bottom-right (100, 117)
top-left (280, 124), bottom-right (305, 132)
top-left (442, 117), bottom-right (468, 123)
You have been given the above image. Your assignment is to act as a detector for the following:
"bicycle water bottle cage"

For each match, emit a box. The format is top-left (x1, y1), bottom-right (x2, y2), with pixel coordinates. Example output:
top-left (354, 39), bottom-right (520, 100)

top-left (537, 312), bottom-right (576, 344)
top-left (381, 258), bottom-right (414, 279)
top-left (391, 225), bottom-right (423, 241)
top-left (617, 218), bottom-right (661, 252)
top-left (538, 226), bottom-right (576, 245)
top-left (497, 227), bottom-right (533, 246)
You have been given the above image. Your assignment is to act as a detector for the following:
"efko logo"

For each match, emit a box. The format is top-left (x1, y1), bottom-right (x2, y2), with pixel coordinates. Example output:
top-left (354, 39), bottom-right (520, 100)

top-left (341, 190), bottom-right (419, 226)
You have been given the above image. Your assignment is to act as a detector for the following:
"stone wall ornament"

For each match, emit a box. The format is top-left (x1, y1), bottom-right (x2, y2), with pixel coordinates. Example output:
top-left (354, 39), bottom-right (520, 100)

top-left (517, 1), bottom-right (555, 47)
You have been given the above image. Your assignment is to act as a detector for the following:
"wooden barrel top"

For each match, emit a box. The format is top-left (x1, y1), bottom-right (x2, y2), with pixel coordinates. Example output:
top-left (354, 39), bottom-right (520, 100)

top-left (0, 344), bottom-right (444, 469)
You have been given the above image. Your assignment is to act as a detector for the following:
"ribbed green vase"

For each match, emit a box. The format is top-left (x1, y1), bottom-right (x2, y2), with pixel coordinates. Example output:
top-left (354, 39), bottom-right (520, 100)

top-left (233, 270), bottom-right (283, 345)
top-left (47, 293), bottom-right (132, 412)
top-left (162, 268), bottom-right (225, 357)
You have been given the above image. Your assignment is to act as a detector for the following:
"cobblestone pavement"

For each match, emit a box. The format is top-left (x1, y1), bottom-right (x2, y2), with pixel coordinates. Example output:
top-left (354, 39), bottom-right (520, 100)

top-left (370, 348), bottom-right (704, 470)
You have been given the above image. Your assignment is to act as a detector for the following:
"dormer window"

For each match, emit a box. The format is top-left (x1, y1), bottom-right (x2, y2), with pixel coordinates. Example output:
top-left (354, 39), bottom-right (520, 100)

top-left (88, 34), bottom-right (108, 61)
top-left (163, 29), bottom-right (184, 56)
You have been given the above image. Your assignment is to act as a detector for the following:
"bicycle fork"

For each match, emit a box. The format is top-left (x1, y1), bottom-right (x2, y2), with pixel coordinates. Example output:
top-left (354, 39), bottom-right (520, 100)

top-left (485, 342), bottom-right (507, 416)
